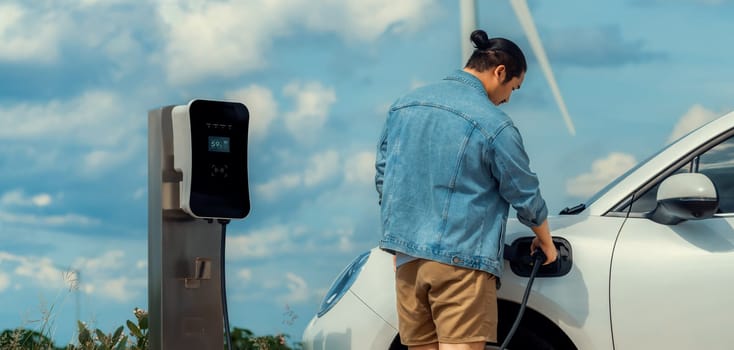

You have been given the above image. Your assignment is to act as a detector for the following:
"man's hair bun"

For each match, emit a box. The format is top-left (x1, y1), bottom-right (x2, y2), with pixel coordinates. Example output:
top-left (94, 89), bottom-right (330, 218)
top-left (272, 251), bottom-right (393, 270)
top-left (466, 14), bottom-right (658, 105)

top-left (470, 29), bottom-right (491, 50)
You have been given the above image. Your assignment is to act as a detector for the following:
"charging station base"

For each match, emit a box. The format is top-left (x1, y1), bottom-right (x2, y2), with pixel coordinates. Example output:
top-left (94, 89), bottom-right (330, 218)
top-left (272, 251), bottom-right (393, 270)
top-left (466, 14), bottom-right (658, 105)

top-left (149, 107), bottom-right (225, 350)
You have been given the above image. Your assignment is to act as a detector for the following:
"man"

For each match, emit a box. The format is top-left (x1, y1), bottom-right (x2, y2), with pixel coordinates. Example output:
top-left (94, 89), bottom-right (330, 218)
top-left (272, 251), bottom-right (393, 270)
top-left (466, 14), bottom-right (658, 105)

top-left (375, 30), bottom-right (558, 350)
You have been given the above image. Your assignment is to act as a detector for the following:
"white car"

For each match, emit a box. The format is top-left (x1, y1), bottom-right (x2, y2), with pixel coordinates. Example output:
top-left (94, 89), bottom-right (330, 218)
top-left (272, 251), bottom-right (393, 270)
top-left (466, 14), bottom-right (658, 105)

top-left (302, 110), bottom-right (734, 350)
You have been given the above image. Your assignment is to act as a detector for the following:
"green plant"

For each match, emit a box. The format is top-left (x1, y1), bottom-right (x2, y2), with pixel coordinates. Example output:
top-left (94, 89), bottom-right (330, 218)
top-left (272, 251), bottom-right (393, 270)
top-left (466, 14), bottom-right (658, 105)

top-left (124, 308), bottom-right (149, 350)
top-left (228, 327), bottom-right (294, 350)
top-left (66, 307), bottom-right (147, 350)
top-left (72, 321), bottom-right (127, 350)
top-left (3, 306), bottom-right (302, 349)
top-left (0, 328), bottom-right (62, 350)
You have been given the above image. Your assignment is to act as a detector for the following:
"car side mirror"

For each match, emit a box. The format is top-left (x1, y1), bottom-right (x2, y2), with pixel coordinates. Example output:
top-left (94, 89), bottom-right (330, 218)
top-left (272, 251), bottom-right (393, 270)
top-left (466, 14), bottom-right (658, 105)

top-left (648, 173), bottom-right (719, 225)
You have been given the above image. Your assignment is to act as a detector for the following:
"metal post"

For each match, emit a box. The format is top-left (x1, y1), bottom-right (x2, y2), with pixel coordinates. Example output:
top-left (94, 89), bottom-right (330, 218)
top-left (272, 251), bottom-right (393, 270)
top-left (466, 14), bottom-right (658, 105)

top-left (459, 0), bottom-right (478, 64)
top-left (148, 107), bottom-right (224, 350)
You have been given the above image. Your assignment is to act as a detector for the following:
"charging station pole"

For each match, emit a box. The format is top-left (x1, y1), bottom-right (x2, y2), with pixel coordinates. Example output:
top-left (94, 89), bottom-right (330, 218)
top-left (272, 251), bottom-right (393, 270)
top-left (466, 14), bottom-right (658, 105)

top-left (148, 106), bottom-right (224, 350)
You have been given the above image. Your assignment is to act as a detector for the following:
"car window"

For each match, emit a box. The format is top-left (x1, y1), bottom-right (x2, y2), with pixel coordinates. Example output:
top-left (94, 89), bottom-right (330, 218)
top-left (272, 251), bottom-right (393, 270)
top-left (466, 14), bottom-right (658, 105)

top-left (628, 134), bottom-right (734, 214)
top-left (698, 136), bottom-right (734, 212)
top-left (627, 167), bottom-right (688, 213)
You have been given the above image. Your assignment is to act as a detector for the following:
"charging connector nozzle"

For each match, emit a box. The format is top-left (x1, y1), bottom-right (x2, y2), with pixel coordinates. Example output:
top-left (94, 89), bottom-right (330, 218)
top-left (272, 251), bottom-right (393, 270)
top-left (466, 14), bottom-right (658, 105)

top-left (531, 248), bottom-right (546, 265)
top-left (500, 248), bottom-right (547, 350)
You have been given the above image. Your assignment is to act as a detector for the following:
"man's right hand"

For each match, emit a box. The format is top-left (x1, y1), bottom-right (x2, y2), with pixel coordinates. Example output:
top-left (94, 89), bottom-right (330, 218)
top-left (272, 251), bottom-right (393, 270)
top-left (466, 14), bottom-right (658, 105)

top-left (529, 219), bottom-right (558, 265)
top-left (530, 236), bottom-right (558, 265)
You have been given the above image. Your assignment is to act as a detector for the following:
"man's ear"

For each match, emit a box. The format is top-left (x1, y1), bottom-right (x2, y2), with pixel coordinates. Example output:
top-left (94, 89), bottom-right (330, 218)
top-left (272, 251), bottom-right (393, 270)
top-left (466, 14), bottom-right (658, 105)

top-left (493, 65), bottom-right (507, 82)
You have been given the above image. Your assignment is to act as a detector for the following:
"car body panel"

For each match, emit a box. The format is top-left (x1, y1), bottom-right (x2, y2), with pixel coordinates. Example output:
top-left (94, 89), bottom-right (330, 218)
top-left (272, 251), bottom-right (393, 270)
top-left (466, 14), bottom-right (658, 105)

top-left (349, 248), bottom-right (399, 331)
top-left (302, 288), bottom-right (396, 350)
top-left (501, 215), bottom-right (622, 350)
top-left (610, 215), bottom-right (734, 349)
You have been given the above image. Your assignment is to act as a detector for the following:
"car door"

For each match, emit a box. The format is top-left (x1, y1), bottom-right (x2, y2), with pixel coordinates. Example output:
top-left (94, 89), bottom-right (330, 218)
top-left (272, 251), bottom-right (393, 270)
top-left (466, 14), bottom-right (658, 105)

top-left (609, 132), bottom-right (734, 349)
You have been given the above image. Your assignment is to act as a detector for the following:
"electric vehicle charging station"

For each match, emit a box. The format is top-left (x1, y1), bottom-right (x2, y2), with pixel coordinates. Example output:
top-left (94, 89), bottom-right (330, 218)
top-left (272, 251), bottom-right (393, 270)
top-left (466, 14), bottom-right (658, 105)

top-left (148, 99), bottom-right (250, 350)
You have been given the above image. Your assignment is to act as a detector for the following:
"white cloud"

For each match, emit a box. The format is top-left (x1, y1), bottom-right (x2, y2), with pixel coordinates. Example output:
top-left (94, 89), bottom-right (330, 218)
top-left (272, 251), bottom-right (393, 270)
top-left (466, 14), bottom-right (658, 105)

top-left (226, 223), bottom-right (353, 259)
top-left (11, 255), bottom-right (69, 290)
top-left (320, 227), bottom-right (356, 253)
top-left (225, 85), bottom-right (279, 140)
top-left (32, 194), bottom-right (52, 207)
top-left (0, 241), bottom-right (146, 302)
top-left (81, 284), bottom-right (95, 294)
top-left (667, 104), bottom-right (719, 144)
top-left (301, 1), bottom-right (437, 41)
top-left (103, 30), bottom-right (138, 57)
top-left (81, 137), bottom-right (143, 176)
top-left (0, 3), bottom-right (63, 63)
top-left (0, 90), bottom-right (144, 176)
top-left (0, 251), bottom-right (16, 262)
top-left (0, 0), bottom-right (157, 82)
top-left (256, 150), bottom-right (341, 200)
top-left (132, 188), bottom-right (146, 200)
top-left (72, 251), bottom-right (146, 301)
top-left (83, 150), bottom-right (117, 172)
top-left (0, 211), bottom-right (99, 227)
top-left (96, 276), bottom-right (145, 302)
top-left (255, 173), bottom-right (302, 201)
top-left (157, 0), bottom-right (437, 85)
top-left (0, 2), bottom-right (143, 65)
top-left (227, 225), bottom-right (291, 259)
top-left (304, 151), bottom-right (340, 187)
top-left (100, 29), bottom-right (148, 80)
top-left (0, 90), bottom-right (140, 147)
top-left (283, 82), bottom-right (337, 141)
top-left (279, 272), bottom-right (310, 304)
top-left (0, 249), bottom-right (143, 301)
top-left (73, 251), bottom-right (125, 274)
top-left (78, 0), bottom-right (120, 6)
top-left (0, 272), bottom-right (10, 292)
top-left (566, 153), bottom-right (637, 198)
top-left (338, 236), bottom-right (354, 253)
top-left (344, 151), bottom-right (376, 185)
top-left (0, 189), bottom-right (53, 208)
top-left (136, 260), bottom-right (147, 269)
top-left (236, 268), bottom-right (253, 282)
top-left (1, 190), bottom-right (28, 206)
top-left (157, 1), bottom-right (283, 85)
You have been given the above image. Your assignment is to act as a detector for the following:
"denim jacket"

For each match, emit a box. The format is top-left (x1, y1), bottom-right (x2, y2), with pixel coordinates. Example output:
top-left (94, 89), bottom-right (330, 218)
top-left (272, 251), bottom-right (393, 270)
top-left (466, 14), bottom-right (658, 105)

top-left (375, 70), bottom-right (548, 277)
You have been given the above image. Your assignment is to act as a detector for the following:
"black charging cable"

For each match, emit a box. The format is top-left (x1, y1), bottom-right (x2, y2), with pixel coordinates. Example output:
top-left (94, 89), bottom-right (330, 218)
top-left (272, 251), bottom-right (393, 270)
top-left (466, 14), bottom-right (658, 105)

top-left (499, 249), bottom-right (546, 350)
top-left (218, 219), bottom-right (233, 350)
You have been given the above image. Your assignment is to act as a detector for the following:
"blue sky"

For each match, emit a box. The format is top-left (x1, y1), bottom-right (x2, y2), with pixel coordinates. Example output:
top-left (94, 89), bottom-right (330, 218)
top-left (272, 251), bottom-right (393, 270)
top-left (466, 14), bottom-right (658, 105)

top-left (1, 0), bottom-right (733, 346)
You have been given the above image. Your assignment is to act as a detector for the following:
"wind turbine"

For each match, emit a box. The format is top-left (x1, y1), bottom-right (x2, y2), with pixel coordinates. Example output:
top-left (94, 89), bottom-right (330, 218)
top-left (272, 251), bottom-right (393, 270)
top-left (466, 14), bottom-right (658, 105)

top-left (460, 0), bottom-right (576, 136)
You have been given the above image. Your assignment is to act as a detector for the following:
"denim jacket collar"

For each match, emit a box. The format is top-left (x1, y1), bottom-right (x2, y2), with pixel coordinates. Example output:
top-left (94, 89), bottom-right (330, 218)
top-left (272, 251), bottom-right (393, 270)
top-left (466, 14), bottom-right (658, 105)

top-left (444, 70), bottom-right (487, 97)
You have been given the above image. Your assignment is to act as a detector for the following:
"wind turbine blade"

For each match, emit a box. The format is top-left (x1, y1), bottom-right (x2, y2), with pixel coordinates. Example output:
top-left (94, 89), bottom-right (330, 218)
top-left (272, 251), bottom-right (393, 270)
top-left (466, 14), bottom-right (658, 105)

top-left (509, 0), bottom-right (576, 136)
top-left (460, 0), bottom-right (478, 64)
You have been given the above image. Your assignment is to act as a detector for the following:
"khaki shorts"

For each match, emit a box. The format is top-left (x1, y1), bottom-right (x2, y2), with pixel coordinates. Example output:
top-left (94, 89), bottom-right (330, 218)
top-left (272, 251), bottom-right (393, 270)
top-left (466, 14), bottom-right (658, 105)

top-left (395, 259), bottom-right (497, 346)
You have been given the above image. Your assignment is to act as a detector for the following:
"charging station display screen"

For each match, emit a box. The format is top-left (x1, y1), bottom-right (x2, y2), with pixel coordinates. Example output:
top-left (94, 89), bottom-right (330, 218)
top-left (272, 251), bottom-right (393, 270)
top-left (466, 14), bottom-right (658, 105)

top-left (208, 136), bottom-right (230, 153)
top-left (188, 100), bottom-right (250, 219)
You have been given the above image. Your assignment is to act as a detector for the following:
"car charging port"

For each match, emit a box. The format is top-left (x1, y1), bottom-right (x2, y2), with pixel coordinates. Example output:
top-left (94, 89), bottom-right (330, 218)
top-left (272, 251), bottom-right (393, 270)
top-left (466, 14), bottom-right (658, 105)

top-left (504, 237), bottom-right (573, 277)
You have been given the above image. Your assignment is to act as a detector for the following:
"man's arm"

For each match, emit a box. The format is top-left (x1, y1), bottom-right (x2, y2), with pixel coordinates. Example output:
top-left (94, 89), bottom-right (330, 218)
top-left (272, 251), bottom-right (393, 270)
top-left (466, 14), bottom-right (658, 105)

top-left (487, 124), bottom-right (557, 264)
